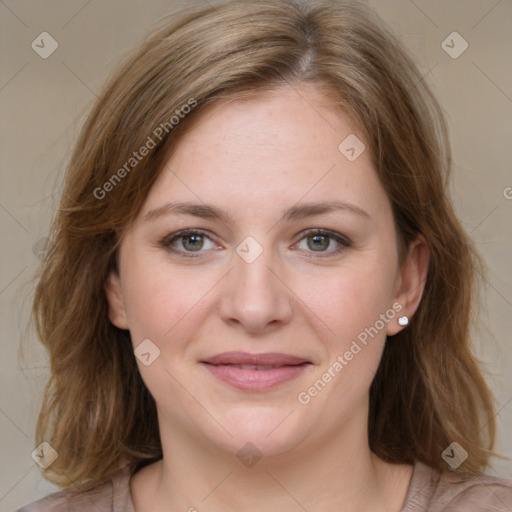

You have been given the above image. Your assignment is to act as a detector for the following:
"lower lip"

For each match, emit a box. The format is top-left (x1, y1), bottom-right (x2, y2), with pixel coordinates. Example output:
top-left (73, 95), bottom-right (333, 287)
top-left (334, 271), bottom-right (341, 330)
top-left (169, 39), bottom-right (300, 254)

top-left (202, 363), bottom-right (311, 391)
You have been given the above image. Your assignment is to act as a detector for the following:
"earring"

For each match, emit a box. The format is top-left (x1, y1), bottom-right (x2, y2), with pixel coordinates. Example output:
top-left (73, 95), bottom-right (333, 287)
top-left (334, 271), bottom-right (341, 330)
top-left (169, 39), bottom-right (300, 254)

top-left (398, 316), bottom-right (409, 326)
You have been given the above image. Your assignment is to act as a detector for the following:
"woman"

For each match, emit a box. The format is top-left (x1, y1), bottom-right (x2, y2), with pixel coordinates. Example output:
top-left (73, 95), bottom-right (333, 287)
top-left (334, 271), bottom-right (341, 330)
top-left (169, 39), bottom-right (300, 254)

top-left (16, 0), bottom-right (512, 510)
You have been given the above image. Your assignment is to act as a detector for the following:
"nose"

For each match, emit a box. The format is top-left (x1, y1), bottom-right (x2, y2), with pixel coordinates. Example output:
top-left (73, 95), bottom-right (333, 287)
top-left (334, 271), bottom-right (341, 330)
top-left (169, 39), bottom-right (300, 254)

top-left (218, 244), bottom-right (293, 334)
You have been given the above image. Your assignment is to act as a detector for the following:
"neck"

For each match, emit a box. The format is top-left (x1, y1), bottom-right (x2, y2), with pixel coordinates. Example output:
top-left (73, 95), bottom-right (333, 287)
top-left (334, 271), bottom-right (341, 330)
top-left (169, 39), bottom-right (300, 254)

top-left (131, 402), bottom-right (413, 512)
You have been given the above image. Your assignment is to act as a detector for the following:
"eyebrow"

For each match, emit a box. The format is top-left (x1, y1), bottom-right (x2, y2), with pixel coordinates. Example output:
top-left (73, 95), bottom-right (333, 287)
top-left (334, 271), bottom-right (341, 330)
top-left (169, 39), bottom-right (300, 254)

top-left (143, 199), bottom-right (370, 224)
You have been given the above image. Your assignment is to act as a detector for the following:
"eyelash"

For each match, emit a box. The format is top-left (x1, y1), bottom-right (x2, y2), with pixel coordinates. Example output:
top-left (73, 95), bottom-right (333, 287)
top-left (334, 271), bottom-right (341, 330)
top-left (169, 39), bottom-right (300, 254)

top-left (159, 228), bottom-right (352, 259)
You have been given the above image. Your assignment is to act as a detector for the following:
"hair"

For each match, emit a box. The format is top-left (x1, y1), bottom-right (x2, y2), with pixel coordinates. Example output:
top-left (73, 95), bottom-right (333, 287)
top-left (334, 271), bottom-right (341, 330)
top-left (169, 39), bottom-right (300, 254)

top-left (30, 0), bottom-right (497, 490)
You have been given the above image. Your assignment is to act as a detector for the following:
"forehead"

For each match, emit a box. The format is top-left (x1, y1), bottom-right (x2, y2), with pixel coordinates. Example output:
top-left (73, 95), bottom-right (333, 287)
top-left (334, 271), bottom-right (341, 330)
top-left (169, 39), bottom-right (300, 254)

top-left (179, 83), bottom-right (358, 158)
top-left (137, 83), bottom-right (390, 224)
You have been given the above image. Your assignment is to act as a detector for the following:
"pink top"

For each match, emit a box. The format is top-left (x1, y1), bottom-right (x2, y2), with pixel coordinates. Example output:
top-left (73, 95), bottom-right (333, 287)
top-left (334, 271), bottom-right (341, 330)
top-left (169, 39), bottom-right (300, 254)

top-left (15, 460), bottom-right (512, 511)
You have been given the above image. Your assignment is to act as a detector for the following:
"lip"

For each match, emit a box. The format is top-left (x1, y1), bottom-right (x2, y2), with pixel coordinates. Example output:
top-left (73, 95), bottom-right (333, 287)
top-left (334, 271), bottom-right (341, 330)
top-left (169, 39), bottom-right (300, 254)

top-left (202, 351), bottom-right (310, 366)
top-left (200, 351), bottom-right (312, 391)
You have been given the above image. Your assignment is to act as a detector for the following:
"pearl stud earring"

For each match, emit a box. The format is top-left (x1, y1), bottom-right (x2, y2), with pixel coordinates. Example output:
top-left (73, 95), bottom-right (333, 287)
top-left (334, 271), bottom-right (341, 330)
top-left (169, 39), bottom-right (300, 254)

top-left (398, 316), bottom-right (409, 326)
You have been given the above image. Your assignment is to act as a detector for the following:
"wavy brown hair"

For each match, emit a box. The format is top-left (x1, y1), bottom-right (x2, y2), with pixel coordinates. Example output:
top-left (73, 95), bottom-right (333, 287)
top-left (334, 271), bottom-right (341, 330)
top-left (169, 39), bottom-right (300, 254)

top-left (30, 0), bottom-right (497, 490)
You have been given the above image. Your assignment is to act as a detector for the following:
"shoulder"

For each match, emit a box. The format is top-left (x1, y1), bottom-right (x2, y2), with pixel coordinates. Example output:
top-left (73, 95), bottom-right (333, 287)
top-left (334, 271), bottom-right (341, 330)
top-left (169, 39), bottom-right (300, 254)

top-left (13, 464), bottom-right (134, 512)
top-left (404, 460), bottom-right (512, 512)
top-left (13, 482), bottom-right (112, 512)
top-left (435, 469), bottom-right (512, 511)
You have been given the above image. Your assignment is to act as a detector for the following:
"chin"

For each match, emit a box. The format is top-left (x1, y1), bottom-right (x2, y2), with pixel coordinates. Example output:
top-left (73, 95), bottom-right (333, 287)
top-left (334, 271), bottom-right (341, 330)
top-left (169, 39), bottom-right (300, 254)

top-left (209, 405), bottom-right (312, 458)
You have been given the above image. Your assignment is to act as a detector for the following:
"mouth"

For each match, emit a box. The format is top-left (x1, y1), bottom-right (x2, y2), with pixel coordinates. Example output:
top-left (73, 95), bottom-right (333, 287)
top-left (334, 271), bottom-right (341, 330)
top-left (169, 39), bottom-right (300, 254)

top-left (200, 352), bottom-right (312, 391)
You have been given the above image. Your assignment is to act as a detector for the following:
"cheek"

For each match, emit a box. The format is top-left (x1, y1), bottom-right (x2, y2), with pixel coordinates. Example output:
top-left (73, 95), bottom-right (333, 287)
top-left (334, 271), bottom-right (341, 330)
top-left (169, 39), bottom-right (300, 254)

top-left (118, 250), bottom-right (205, 347)
top-left (297, 259), bottom-right (396, 348)
top-left (119, 258), bottom-right (212, 406)
top-left (292, 252), bottom-right (397, 406)
top-left (293, 273), bottom-right (391, 422)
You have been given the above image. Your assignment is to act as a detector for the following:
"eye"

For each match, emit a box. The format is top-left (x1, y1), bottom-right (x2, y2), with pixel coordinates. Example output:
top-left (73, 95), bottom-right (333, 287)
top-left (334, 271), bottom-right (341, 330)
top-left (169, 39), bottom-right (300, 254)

top-left (160, 229), bottom-right (219, 257)
top-left (294, 229), bottom-right (352, 258)
top-left (160, 228), bottom-right (352, 259)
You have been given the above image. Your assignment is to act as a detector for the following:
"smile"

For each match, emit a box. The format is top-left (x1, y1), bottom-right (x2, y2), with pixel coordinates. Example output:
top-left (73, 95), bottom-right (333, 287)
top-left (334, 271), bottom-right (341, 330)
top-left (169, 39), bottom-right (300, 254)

top-left (200, 352), bottom-right (312, 391)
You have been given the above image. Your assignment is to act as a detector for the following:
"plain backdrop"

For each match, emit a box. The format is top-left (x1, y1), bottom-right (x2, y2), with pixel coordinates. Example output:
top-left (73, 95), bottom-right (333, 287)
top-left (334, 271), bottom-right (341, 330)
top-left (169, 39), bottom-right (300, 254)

top-left (1, 0), bottom-right (511, 510)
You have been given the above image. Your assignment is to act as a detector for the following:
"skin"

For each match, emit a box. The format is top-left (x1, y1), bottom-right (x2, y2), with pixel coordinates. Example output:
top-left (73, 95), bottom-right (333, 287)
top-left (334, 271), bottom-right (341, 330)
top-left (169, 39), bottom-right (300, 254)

top-left (106, 83), bottom-right (429, 512)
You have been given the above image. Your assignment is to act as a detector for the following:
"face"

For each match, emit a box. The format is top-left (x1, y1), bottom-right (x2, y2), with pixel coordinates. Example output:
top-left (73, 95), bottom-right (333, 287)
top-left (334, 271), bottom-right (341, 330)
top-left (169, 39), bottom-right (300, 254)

top-left (106, 83), bottom-right (427, 460)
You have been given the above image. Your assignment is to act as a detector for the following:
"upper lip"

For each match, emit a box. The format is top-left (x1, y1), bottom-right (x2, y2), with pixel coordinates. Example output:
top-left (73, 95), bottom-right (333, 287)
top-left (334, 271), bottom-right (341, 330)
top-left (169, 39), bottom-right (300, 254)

top-left (201, 352), bottom-right (310, 366)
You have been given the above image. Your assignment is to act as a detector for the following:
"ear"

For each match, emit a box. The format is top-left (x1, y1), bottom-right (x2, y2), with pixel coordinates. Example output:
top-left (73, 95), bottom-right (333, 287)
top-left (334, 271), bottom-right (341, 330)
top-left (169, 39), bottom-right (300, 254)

top-left (105, 269), bottom-right (129, 329)
top-left (387, 235), bottom-right (430, 336)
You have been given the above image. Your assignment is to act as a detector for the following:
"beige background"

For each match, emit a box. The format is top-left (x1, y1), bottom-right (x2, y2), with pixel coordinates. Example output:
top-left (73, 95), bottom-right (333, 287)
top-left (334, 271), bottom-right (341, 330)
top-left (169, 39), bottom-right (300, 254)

top-left (1, 0), bottom-right (511, 509)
